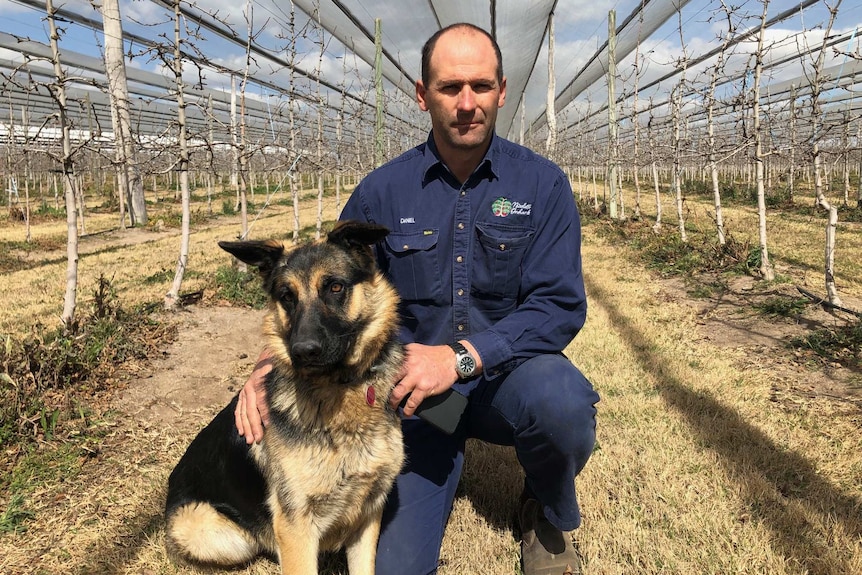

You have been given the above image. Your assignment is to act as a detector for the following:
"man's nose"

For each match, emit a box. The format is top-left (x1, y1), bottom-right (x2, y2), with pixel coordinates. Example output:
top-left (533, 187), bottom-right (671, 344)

top-left (457, 86), bottom-right (477, 111)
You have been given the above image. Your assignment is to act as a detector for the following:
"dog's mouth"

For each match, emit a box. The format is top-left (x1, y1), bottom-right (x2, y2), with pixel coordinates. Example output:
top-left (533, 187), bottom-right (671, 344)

top-left (291, 357), bottom-right (329, 370)
top-left (290, 356), bottom-right (343, 375)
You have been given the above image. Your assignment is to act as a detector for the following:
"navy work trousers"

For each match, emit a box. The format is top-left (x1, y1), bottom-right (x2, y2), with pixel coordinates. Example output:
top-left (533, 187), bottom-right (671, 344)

top-left (374, 353), bottom-right (600, 575)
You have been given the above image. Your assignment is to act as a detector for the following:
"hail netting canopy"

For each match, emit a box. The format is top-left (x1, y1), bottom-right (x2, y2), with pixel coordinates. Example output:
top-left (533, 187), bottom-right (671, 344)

top-left (293, 0), bottom-right (564, 135)
top-left (0, 0), bottom-right (694, 145)
top-left (215, 0), bottom-right (697, 137)
top-left (0, 0), bottom-right (860, 160)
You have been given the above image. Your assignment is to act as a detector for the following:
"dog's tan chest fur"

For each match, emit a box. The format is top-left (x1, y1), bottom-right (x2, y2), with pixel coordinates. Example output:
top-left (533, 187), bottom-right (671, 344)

top-left (256, 411), bottom-right (403, 551)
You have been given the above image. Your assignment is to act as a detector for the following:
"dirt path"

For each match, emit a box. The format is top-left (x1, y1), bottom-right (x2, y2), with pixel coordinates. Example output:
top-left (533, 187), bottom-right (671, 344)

top-left (116, 305), bottom-right (265, 434)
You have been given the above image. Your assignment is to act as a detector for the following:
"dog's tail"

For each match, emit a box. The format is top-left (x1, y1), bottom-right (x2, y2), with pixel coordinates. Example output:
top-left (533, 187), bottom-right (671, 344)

top-left (165, 501), bottom-right (260, 566)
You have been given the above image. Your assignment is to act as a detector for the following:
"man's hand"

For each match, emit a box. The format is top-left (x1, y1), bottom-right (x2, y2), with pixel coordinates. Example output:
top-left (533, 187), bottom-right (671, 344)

top-left (390, 341), bottom-right (481, 417)
top-left (236, 350), bottom-right (273, 445)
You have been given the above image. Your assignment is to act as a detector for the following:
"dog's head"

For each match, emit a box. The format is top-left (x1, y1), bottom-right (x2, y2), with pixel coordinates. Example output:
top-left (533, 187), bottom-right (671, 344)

top-left (218, 221), bottom-right (398, 378)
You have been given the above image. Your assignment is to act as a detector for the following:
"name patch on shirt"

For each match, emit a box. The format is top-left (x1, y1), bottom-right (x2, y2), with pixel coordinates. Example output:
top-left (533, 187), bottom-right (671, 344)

top-left (400, 217), bottom-right (416, 224)
top-left (492, 197), bottom-right (532, 217)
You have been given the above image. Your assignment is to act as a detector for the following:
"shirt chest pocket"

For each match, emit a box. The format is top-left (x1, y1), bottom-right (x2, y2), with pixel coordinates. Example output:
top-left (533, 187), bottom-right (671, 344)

top-left (472, 223), bottom-right (533, 300)
top-left (384, 230), bottom-right (443, 302)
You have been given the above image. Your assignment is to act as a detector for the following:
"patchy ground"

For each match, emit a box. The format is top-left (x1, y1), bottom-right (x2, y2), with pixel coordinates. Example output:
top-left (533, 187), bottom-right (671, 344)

top-left (126, 275), bottom-right (862, 437)
top-left (661, 271), bottom-right (862, 404)
top-left (115, 304), bottom-right (265, 434)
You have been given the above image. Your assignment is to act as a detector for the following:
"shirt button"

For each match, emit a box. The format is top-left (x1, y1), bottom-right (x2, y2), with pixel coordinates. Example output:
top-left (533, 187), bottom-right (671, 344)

top-left (457, 289), bottom-right (464, 296)
top-left (457, 222), bottom-right (464, 230)
top-left (499, 243), bottom-right (506, 251)
top-left (461, 190), bottom-right (466, 196)
top-left (457, 324), bottom-right (464, 331)
top-left (456, 256), bottom-right (463, 263)
top-left (403, 244), bottom-right (409, 250)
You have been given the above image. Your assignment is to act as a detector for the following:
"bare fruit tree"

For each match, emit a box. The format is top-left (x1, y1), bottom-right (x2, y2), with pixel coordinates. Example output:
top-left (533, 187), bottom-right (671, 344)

top-left (704, 1), bottom-right (738, 247)
top-left (670, 8), bottom-right (689, 242)
top-left (45, 0), bottom-right (81, 327)
top-left (97, 0), bottom-right (147, 228)
top-left (164, 0), bottom-right (193, 310)
top-left (803, 0), bottom-right (843, 305)
top-left (750, 0), bottom-right (775, 281)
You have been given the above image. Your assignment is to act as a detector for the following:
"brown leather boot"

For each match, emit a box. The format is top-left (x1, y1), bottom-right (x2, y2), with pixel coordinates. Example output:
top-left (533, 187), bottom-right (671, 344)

top-left (518, 488), bottom-right (582, 575)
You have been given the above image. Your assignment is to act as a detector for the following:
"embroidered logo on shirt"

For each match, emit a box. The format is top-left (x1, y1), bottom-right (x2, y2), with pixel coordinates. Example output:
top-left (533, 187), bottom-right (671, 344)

top-left (492, 197), bottom-right (512, 217)
top-left (400, 217), bottom-right (416, 224)
top-left (492, 197), bottom-right (532, 217)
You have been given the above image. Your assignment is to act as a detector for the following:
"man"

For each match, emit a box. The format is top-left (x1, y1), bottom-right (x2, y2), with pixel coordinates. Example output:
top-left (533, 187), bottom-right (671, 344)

top-left (235, 23), bottom-right (599, 575)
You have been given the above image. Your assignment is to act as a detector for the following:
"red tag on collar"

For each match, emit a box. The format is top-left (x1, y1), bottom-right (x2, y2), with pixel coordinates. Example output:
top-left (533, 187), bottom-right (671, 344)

top-left (366, 385), bottom-right (376, 407)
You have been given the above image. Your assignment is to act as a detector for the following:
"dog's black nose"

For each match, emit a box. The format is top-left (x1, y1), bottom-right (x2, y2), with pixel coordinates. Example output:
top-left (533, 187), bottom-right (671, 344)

top-left (291, 340), bottom-right (323, 363)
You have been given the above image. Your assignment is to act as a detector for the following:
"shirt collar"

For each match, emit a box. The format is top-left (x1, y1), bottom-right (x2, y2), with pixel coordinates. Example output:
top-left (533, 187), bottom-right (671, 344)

top-left (421, 131), bottom-right (500, 187)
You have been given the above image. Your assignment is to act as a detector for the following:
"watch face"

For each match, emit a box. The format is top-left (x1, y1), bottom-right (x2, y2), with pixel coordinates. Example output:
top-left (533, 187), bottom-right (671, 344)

top-left (458, 355), bottom-right (476, 376)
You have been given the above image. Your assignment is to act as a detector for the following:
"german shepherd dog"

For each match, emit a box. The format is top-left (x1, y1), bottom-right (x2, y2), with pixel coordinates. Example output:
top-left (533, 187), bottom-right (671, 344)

top-left (164, 221), bottom-right (404, 575)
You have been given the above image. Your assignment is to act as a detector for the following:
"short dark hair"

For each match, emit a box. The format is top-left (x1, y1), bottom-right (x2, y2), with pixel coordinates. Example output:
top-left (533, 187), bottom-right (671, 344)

top-left (420, 23), bottom-right (504, 87)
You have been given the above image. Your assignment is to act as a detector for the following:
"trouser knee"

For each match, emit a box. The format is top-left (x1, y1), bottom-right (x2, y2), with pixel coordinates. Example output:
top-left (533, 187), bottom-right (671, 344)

top-left (514, 355), bottom-right (599, 457)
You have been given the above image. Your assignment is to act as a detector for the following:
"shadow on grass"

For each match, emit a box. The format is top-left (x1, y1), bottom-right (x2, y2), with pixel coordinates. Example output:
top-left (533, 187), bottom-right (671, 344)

top-left (74, 509), bottom-right (164, 575)
top-left (586, 276), bottom-right (862, 575)
top-left (458, 441), bottom-right (524, 533)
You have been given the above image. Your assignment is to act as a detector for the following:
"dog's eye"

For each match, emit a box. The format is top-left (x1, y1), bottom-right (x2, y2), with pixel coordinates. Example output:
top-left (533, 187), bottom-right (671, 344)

top-left (329, 282), bottom-right (344, 294)
top-left (278, 287), bottom-right (295, 305)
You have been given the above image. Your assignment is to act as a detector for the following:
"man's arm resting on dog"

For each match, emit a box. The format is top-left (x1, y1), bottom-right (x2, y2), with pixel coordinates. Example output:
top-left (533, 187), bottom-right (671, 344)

top-left (389, 340), bottom-right (482, 417)
top-left (238, 341), bottom-right (482, 430)
top-left (236, 349), bottom-right (273, 445)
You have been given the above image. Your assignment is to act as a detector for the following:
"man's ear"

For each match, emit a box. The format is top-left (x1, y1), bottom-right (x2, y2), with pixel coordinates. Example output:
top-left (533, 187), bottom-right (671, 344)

top-left (498, 76), bottom-right (507, 109)
top-left (416, 79), bottom-right (429, 112)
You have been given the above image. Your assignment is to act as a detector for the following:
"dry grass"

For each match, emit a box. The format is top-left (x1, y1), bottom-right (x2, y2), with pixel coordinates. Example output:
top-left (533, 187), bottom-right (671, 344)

top-left (1, 181), bottom-right (861, 574)
top-left (573, 232), bottom-right (862, 574)
top-left (0, 195), bottom-right (343, 335)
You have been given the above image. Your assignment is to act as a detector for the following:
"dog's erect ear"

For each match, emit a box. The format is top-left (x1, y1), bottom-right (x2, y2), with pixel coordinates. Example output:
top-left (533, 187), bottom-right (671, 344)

top-left (218, 240), bottom-right (285, 273)
top-left (327, 221), bottom-right (390, 249)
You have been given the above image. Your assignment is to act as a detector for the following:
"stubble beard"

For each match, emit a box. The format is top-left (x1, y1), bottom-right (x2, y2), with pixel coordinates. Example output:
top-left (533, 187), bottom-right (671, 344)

top-left (443, 121), bottom-right (492, 152)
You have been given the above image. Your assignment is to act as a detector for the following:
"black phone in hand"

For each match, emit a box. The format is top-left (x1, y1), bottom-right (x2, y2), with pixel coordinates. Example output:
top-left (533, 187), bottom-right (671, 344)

top-left (399, 388), bottom-right (468, 435)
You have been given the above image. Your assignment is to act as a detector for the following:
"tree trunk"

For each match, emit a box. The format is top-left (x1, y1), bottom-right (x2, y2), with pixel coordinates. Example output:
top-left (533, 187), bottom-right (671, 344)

top-left (606, 10), bottom-right (618, 219)
top-left (789, 84), bottom-right (796, 203)
top-left (165, 0), bottom-right (192, 310)
top-left (808, 1), bottom-right (842, 304)
top-left (752, 0), bottom-right (774, 280)
top-left (47, 0), bottom-right (79, 328)
top-left (101, 0), bottom-right (145, 227)
top-left (545, 12), bottom-right (557, 159)
top-left (21, 106), bottom-right (32, 242)
top-left (652, 160), bottom-right (662, 232)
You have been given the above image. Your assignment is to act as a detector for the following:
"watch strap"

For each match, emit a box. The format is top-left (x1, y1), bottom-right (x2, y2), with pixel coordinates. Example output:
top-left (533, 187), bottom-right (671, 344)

top-left (448, 342), bottom-right (469, 356)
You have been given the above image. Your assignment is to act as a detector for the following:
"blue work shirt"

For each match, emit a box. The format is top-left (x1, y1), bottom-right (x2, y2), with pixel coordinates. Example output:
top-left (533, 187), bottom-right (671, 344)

top-left (340, 131), bottom-right (586, 378)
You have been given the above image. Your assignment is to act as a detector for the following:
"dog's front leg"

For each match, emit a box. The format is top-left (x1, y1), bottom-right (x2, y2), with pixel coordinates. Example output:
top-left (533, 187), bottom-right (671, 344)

top-left (273, 503), bottom-right (319, 574)
top-left (345, 513), bottom-right (383, 575)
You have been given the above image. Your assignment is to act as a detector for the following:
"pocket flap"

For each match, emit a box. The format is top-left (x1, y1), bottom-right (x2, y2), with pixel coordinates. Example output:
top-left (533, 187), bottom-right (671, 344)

top-left (386, 229), bottom-right (439, 254)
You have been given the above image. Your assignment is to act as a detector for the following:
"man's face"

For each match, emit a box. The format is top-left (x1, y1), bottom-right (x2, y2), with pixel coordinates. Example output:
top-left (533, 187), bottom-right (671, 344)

top-left (416, 30), bottom-right (506, 155)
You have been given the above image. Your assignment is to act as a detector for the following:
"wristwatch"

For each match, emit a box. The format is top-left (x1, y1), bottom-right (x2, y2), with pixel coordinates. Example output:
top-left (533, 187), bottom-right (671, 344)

top-left (449, 342), bottom-right (477, 379)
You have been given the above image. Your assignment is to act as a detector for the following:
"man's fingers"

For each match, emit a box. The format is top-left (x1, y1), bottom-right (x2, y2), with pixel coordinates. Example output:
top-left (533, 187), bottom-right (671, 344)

top-left (256, 389), bottom-right (271, 431)
top-left (235, 391), bottom-right (246, 436)
top-left (400, 388), bottom-right (430, 418)
top-left (389, 382), bottom-right (409, 409)
top-left (235, 387), bottom-right (258, 445)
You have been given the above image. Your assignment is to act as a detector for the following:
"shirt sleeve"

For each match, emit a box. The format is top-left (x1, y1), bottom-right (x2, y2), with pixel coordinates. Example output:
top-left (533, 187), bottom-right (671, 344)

top-left (466, 173), bottom-right (586, 376)
top-left (339, 184), bottom-right (369, 223)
